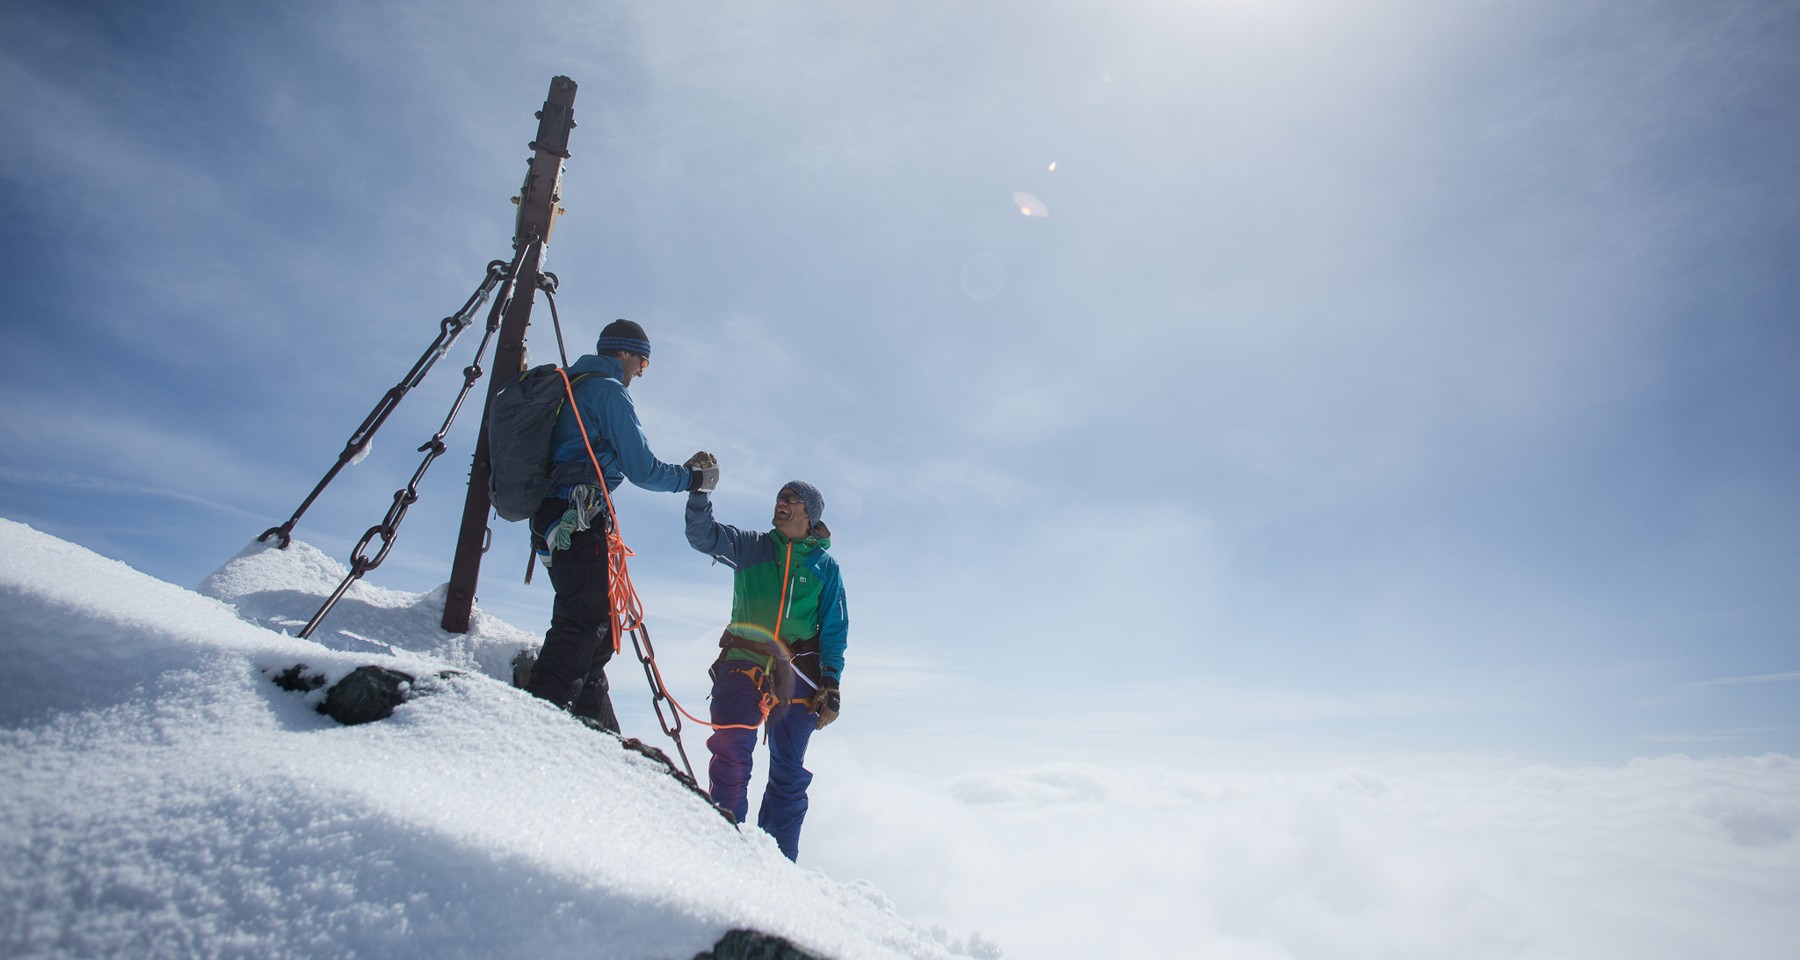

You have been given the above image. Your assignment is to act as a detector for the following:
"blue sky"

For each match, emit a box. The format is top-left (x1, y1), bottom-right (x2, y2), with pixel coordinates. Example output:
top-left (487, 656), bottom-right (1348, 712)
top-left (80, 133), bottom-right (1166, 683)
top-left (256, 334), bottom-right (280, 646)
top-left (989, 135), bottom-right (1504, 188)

top-left (3, 0), bottom-right (1797, 764)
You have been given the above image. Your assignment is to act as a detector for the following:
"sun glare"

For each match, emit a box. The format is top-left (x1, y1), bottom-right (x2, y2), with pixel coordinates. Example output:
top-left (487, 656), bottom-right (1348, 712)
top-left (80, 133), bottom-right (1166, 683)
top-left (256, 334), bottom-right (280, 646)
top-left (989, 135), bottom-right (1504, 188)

top-left (1013, 191), bottom-right (1049, 218)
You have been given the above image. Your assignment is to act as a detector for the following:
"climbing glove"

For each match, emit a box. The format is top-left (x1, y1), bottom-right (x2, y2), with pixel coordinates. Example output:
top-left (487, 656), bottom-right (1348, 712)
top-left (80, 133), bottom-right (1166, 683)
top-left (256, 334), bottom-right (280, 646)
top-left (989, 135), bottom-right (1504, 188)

top-left (809, 680), bottom-right (841, 730)
top-left (684, 451), bottom-right (719, 493)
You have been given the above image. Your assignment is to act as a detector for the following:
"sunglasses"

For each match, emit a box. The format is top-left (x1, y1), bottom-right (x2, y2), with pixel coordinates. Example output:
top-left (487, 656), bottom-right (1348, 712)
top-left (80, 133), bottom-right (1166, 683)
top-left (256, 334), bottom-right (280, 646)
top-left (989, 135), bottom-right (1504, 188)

top-left (776, 494), bottom-right (806, 506)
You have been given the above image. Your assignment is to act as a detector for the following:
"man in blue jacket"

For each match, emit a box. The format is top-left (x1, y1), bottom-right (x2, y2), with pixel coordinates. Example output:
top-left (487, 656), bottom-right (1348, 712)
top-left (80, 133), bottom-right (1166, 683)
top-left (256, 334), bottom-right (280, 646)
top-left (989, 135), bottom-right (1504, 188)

top-left (686, 479), bottom-right (847, 862)
top-left (525, 319), bottom-right (717, 731)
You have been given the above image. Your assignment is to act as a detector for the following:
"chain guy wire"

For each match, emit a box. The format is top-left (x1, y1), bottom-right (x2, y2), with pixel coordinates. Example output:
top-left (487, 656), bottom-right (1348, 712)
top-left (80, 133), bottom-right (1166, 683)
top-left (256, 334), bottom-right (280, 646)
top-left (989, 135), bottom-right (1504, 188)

top-left (259, 258), bottom-right (512, 550)
top-left (278, 248), bottom-right (533, 638)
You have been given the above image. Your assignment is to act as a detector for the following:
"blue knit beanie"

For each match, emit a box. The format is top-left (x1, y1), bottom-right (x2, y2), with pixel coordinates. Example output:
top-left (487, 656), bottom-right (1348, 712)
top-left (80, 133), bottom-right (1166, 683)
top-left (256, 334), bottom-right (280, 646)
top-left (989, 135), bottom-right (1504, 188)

top-left (781, 481), bottom-right (824, 523)
top-left (596, 318), bottom-right (651, 357)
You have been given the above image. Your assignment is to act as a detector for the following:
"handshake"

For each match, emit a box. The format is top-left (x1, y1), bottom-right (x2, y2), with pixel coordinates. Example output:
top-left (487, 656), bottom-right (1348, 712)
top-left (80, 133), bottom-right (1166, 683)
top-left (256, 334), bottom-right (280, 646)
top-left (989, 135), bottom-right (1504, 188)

top-left (684, 451), bottom-right (720, 493)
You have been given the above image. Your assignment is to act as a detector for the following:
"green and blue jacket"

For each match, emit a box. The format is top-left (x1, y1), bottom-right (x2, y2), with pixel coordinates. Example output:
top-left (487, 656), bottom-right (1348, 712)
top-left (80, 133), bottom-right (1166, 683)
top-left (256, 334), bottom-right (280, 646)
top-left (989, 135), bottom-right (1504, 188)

top-left (685, 491), bottom-right (848, 688)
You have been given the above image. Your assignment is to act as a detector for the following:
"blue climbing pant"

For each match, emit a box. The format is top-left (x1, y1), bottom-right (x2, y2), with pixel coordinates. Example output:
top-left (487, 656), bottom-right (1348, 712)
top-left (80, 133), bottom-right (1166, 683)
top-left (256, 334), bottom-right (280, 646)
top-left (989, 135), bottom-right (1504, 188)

top-left (707, 659), bottom-right (817, 861)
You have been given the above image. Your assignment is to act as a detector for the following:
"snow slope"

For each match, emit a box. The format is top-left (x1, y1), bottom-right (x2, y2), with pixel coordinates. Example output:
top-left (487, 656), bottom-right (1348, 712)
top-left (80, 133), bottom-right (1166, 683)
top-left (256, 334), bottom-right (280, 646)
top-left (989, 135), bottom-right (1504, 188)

top-left (0, 519), bottom-right (987, 960)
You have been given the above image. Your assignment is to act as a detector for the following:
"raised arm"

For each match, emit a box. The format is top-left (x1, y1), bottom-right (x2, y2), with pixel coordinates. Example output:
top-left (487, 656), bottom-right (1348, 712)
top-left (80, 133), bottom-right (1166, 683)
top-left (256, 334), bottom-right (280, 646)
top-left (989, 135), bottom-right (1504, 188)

top-left (685, 491), bottom-right (771, 569)
top-left (579, 380), bottom-right (690, 493)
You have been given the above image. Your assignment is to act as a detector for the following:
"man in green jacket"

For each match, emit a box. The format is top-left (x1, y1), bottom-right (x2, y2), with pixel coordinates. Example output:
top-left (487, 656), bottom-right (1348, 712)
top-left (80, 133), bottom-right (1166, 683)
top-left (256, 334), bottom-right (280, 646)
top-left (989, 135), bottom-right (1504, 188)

top-left (685, 479), bottom-right (847, 861)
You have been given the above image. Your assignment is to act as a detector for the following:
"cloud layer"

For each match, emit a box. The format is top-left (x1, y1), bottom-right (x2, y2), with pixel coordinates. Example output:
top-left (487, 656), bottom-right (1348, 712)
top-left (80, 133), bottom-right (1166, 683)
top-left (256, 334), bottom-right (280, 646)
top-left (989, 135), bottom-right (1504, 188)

top-left (807, 750), bottom-right (1800, 959)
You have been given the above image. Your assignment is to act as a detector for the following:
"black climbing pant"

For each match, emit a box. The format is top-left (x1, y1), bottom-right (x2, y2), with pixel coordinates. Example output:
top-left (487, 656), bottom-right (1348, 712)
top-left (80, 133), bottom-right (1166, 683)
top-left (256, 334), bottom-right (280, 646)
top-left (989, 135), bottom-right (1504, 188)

top-left (523, 496), bottom-right (619, 733)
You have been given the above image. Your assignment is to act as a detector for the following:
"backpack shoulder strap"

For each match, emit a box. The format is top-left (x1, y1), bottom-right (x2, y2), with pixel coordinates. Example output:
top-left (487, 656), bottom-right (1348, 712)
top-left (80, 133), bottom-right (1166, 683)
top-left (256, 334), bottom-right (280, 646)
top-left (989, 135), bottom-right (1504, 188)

top-left (557, 371), bottom-right (603, 416)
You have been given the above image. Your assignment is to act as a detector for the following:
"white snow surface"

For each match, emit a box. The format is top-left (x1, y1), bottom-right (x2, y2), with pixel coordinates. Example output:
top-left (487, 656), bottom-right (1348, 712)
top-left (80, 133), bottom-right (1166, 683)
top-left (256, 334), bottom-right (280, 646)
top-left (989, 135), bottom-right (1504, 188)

top-left (0, 519), bottom-right (983, 960)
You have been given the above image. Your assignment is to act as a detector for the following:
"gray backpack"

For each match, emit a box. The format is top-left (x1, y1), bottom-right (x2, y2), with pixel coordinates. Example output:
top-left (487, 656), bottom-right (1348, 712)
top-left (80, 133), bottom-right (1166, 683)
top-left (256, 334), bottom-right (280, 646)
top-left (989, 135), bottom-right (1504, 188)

top-left (486, 365), bottom-right (598, 522)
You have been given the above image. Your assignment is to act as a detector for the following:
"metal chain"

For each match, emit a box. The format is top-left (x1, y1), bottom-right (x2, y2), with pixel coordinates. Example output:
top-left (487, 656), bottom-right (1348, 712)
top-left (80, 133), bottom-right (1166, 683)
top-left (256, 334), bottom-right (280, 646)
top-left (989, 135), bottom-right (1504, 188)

top-left (625, 618), bottom-right (696, 781)
top-left (298, 316), bottom-right (502, 639)
top-left (287, 250), bottom-right (537, 639)
top-left (259, 259), bottom-right (512, 549)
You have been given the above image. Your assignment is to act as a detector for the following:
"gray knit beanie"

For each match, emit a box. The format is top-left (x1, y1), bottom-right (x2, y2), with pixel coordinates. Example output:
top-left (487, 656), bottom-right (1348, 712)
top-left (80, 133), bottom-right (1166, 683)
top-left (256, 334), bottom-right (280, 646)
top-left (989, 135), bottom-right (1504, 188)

top-left (780, 481), bottom-right (824, 523)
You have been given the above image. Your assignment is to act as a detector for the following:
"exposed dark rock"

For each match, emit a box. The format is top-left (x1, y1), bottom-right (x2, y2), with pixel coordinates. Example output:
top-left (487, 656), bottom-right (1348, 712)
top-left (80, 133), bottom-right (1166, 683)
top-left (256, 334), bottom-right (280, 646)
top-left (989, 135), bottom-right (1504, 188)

top-left (269, 663), bottom-right (326, 693)
top-left (320, 665), bottom-right (416, 725)
top-left (270, 662), bottom-right (467, 725)
top-left (692, 928), bottom-right (832, 960)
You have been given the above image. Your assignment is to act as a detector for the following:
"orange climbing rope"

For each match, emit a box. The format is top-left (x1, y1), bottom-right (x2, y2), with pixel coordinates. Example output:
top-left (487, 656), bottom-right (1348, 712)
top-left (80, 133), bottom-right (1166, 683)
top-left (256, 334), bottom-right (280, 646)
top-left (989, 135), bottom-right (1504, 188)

top-left (554, 368), bottom-right (777, 735)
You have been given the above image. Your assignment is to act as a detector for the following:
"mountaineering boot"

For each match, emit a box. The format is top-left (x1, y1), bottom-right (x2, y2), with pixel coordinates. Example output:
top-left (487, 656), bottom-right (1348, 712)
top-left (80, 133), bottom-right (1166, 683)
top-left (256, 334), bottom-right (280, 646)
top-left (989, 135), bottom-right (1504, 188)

top-left (510, 649), bottom-right (537, 689)
top-left (571, 673), bottom-right (619, 733)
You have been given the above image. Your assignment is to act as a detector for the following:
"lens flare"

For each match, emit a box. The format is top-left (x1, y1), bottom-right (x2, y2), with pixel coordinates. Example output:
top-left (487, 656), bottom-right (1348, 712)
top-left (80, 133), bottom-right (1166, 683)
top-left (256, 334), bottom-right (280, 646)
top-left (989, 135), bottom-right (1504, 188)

top-left (1013, 191), bottom-right (1049, 218)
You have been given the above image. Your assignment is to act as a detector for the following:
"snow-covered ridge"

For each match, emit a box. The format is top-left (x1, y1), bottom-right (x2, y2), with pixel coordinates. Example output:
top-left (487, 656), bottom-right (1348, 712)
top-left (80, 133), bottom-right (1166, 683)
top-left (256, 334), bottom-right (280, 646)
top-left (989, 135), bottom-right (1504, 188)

top-left (196, 536), bottom-right (538, 685)
top-left (0, 518), bottom-right (989, 960)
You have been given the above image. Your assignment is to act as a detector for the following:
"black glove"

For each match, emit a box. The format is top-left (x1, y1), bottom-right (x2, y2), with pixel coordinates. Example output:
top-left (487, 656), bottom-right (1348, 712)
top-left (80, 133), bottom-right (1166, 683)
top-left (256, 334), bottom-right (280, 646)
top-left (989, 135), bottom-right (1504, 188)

top-left (684, 451), bottom-right (719, 493)
top-left (809, 680), bottom-right (840, 730)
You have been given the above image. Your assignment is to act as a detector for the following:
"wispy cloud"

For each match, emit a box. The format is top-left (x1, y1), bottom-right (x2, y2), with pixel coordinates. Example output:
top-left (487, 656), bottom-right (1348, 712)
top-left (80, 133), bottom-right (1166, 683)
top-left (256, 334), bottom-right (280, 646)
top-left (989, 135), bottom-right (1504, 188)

top-left (1691, 671), bottom-right (1800, 687)
top-left (0, 395), bottom-right (284, 505)
top-left (0, 466), bottom-right (262, 521)
top-left (1639, 726), bottom-right (1799, 744)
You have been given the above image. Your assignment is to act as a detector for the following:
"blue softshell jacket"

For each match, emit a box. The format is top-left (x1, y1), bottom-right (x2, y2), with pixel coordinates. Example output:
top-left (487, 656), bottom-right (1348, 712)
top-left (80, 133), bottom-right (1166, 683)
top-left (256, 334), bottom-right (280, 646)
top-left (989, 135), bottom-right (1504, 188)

top-left (547, 353), bottom-right (690, 495)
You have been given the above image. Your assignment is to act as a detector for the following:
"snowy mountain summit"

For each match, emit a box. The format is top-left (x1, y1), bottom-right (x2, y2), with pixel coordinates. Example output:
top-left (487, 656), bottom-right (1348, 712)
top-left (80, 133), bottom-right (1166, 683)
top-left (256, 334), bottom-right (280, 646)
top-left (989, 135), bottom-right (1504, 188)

top-left (0, 519), bottom-right (997, 960)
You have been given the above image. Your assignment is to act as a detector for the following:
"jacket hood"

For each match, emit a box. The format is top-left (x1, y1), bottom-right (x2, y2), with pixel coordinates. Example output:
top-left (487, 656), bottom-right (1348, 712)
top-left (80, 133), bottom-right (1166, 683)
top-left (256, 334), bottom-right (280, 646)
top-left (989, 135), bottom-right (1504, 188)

top-left (566, 353), bottom-right (625, 380)
top-left (772, 524), bottom-right (832, 551)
